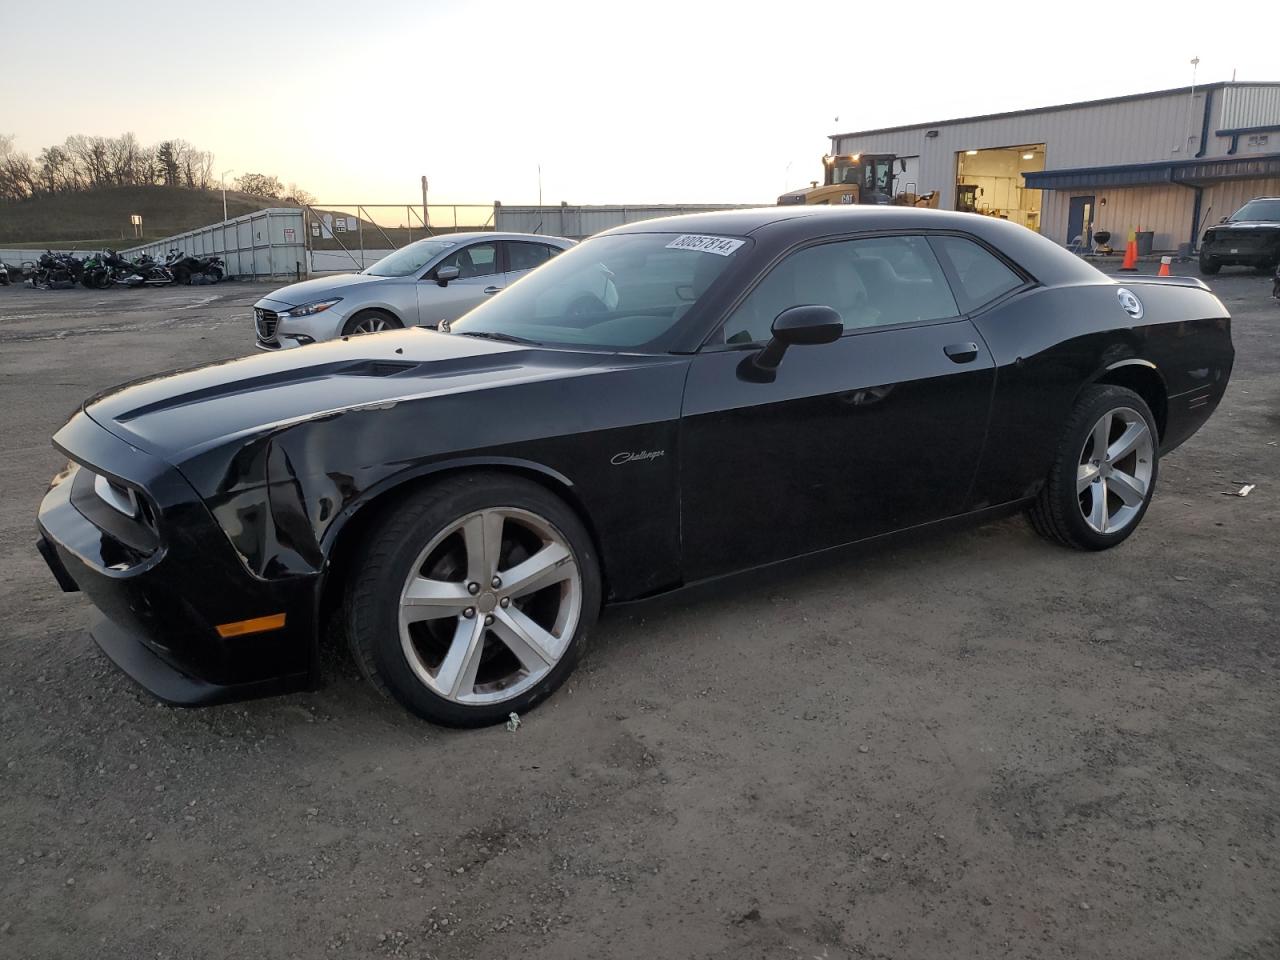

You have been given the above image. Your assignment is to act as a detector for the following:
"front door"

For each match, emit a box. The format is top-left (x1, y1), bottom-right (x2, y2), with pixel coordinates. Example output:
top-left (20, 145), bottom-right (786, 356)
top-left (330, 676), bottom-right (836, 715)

top-left (1067, 196), bottom-right (1094, 247)
top-left (416, 240), bottom-right (505, 327)
top-left (680, 234), bottom-right (995, 582)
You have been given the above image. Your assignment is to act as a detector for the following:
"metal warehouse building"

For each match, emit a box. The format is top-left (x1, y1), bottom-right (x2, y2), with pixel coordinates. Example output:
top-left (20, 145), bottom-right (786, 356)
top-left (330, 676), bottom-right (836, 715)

top-left (831, 81), bottom-right (1280, 252)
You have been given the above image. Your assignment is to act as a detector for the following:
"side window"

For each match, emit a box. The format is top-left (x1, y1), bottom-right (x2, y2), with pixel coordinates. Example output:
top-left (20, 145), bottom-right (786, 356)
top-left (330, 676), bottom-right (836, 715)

top-left (437, 241), bottom-right (499, 279)
top-left (720, 235), bottom-right (958, 345)
top-left (506, 241), bottom-right (557, 273)
top-left (930, 235), bottom-right (1025, 313)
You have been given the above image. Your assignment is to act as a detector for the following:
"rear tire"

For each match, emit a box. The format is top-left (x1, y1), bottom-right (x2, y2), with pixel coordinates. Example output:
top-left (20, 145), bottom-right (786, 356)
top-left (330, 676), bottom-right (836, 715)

top-left (344, 474), bottom-right (601, 726)
top-left (1027, 385), bottom-right (1159, 551)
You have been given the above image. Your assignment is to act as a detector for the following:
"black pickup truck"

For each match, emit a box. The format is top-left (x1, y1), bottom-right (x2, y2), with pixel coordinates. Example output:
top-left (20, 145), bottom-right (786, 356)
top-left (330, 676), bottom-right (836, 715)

top-left (1200, 197), bottom-right (1280, 275)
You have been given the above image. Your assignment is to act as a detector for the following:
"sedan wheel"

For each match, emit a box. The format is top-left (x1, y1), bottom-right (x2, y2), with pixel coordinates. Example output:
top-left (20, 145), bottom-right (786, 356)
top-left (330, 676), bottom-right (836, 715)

top-left (345, 474), bottom-right (600, 725)
top-left (1075, 407), bottom-right (1154, 536)
top-left (343, 311), bottom-right (401, 336)
top-left (1028, 384), bottom-right (1159, 550)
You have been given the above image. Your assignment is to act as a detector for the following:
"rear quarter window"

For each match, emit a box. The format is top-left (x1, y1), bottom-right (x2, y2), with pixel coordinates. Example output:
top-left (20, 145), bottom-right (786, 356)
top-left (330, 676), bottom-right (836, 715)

top-left (931, 235), bottom-right (1026, 313)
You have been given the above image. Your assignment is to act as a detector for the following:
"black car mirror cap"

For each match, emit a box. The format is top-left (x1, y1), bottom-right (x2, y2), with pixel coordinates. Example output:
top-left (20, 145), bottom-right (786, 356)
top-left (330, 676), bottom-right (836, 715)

top-left (772, 304), bottom-right (843, 346)
top-left (738, 305), bottom-right (843, 383)
top-left (435, 265), bottom-right (460, 286)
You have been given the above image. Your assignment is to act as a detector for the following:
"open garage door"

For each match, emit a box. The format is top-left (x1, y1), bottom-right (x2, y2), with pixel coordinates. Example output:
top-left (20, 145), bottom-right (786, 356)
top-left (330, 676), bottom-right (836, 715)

top-left (955, 144), bottom-right (1046, 231)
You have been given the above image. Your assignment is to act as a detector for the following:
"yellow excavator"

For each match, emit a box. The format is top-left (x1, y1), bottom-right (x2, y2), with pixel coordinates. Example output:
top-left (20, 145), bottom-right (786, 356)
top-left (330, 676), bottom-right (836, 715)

top-left (778, 153), bottom-right (939, 208)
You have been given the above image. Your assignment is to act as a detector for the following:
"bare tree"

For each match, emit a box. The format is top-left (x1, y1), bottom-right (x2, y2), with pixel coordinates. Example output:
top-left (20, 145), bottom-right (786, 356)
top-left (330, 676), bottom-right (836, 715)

top-left (236, 172), bottom-right (283, 198)
top-left (108, 133), bottom-right (142, 185)
top-left (36, 145), bottom-right (73, 193)
top-left (1, 131), bottom-right (311, 205)
top-left (284, 183), bottom-right (316, 205)
top-left (0, 135), bottom-right (37, 201)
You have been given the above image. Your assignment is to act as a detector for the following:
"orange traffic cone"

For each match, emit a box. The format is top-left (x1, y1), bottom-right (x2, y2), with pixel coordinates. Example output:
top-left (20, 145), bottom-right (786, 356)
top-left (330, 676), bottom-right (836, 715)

top-left (1119, 229), bottom-right (1139, 272)
top-left (1158, 256), bottom-right (1171, 277)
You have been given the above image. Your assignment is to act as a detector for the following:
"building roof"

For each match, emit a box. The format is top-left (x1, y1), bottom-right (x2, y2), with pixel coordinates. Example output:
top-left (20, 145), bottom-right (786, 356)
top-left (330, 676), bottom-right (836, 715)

top-left (831, 81), bottom-right (1280, 141)
top-left (1023, 152), bottom-right (1280, 190)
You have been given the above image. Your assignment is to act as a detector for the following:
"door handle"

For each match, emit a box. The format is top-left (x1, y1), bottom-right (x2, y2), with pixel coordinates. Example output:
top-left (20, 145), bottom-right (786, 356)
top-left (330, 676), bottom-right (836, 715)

top-left (483, 285), bottom-right (501, 296)
top-left (943, 342), bottom-right (979, 363)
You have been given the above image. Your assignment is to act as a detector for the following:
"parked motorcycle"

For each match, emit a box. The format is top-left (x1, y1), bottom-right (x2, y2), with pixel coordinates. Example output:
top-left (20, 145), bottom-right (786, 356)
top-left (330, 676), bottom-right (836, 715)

top-left (0, 261), bottom-right (10, 286)
top-left (167, 249), bottom-right (225, 285)
top-left (80, 252), bottom-right (113, 289)
top-left (26, 251), bottom-right (84, 289)
top-left (109, 252), bottom-right (172, 287)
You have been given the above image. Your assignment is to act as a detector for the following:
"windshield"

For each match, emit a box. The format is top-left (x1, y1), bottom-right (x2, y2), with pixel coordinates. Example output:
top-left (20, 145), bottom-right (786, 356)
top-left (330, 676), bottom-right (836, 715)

top-left (449, 232), bottom-right (746, 349)
top-left (363, 239), bottom-right (459, 277)
top-left (1229, 199), bottom-right (1280, 222)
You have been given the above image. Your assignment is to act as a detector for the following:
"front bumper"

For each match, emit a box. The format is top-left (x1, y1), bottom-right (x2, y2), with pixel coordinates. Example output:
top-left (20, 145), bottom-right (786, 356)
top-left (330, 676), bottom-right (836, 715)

top-left (1201, 235), bottom-right (1280, 266)
top-left (255, 300), bottom-right (345, 351)
top-left (36, 413), bottom-right (318, 706)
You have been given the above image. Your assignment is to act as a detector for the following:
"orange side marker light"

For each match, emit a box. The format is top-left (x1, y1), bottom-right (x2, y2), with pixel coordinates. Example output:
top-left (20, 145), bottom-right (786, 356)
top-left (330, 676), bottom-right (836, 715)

top-left (216, 613), bottom-right (287, 638)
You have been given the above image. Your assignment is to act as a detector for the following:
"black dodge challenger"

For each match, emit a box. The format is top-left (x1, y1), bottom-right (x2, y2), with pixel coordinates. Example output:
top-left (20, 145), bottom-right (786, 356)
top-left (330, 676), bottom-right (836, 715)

top-left (37, 207), bottom-right (1234, 725)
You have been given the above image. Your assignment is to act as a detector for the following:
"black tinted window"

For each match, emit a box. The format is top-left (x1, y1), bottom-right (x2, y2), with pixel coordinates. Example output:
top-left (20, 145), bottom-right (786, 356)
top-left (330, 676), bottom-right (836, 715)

top-left (436, 242), bottom-right (499, 279)
top-left (931, 235), bottom-right (1024, 312)
top-left (506, 241), bottom-right (558, 272)
top-left (721, 235), bottom-right (958, 345)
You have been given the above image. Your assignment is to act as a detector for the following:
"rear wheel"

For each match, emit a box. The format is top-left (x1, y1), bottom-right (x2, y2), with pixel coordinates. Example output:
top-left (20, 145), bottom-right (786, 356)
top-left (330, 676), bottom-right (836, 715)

top-left (342, 309), bottom-right (402, 336)
top-left (345, 474), bottom-right (600, 726)
top-left (1028, 385), bottom-right (1159, 551)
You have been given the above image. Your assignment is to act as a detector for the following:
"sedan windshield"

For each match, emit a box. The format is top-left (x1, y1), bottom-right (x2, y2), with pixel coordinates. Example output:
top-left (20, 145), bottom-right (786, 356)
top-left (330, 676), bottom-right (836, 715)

top-left (363, 239), bottom-right (459, 277)
top-left (1228, 199), bottom-right (1280, 222)
top-left (449, 232), bottom-right (745, 349)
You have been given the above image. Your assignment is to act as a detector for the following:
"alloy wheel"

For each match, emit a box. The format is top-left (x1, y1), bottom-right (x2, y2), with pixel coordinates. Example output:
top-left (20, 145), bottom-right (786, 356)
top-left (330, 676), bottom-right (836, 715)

top-left (351, 315), bottom-right (391, 334)
top-left (397, 508), bottom-right (582, 704)
top-left (1076, 406), bottom-right (1154, 535)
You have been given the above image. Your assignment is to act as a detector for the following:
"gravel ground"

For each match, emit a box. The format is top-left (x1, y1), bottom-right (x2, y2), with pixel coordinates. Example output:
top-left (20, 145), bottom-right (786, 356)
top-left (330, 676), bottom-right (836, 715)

top-left (0, 269), bottom-right (1276, 959)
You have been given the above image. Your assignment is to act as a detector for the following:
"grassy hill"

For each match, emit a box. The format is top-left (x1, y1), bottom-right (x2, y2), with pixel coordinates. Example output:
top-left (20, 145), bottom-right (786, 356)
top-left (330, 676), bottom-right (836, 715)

top-left (0, 186), bottom-right (301, 248)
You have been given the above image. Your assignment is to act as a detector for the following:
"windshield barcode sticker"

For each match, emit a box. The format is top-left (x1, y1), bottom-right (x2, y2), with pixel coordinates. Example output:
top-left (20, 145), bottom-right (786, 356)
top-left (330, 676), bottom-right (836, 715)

top-left (665, 235), bottom-right (745, 256)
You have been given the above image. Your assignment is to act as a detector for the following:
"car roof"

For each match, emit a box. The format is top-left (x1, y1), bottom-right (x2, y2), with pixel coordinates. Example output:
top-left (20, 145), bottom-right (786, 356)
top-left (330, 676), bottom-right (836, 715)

top-left (603, 205), bottom-right (1103, 286)
top-left (601, 205), bottom-right (1055, 238)
top-left (413, 231), bottom-right (573, 245)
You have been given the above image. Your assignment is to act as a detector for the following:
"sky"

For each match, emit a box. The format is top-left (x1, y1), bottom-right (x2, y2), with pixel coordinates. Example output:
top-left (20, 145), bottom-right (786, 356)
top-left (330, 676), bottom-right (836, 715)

top-left (3, 0), bottom-right (1276, 206)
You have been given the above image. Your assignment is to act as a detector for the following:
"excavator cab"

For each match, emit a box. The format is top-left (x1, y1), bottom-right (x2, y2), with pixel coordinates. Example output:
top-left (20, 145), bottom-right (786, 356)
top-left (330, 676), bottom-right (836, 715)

top-left (778, 153), bottom-right (899, 206)
top-left (829, 154), bottom-right (896, 204)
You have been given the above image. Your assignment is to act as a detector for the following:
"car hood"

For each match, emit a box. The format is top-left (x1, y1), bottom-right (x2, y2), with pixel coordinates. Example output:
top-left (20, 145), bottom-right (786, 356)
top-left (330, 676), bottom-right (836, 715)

top-left (1209, 221), bottom-right (1280, 232)
top-left (81, 330), bottom-right (613, 463)
top-left (256, 272), bottom-right (391, 307)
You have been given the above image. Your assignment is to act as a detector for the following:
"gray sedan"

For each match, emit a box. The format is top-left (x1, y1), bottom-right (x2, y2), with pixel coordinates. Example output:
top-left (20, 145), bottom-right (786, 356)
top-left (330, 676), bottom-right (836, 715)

top-left (254, 232), bottom-right (574, 350)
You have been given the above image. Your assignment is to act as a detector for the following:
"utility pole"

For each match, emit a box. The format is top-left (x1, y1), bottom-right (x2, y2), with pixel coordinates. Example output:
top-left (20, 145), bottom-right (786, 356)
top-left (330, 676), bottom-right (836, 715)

top-left (421, 175), bottom-right (429, 231)
top-left (221, 168), bottom-right (235, 222)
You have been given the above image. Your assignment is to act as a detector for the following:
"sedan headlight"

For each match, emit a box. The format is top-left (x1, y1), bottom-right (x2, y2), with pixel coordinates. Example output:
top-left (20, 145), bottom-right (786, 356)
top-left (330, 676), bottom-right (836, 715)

top-left (279, 297), bottom-right (342, 319)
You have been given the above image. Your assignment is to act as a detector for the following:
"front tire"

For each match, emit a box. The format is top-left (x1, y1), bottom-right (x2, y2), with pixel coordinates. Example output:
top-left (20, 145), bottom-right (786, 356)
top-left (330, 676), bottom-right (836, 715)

top-left (1198, 257), bottom-right (1220, 275)
top-left (1028, 385), bottom-right (1159, 551)
top-left (342, 310), bottom-right (402, 336)
top-left (345, 474), bottom-right (601, 726)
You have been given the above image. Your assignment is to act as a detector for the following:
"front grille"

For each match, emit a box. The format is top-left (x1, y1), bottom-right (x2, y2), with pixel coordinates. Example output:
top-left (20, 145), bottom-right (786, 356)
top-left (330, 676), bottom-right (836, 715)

top-left (255, 307), bottom-right (279, 340)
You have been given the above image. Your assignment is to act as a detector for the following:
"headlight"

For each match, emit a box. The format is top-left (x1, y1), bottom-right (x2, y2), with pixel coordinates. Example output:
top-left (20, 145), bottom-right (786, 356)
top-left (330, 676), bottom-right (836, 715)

top-left (280, 297), bottom-right (342, 319)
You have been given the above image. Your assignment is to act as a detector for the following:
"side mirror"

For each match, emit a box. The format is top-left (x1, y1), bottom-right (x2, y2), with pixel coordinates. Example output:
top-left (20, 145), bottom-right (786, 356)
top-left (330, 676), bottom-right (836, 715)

top-left (435, 265), bottom-right (460, 286)
top-left (739, 305), bottom-right (843, 382)
top-left (1219, 216), bottom-right (1228, 223)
